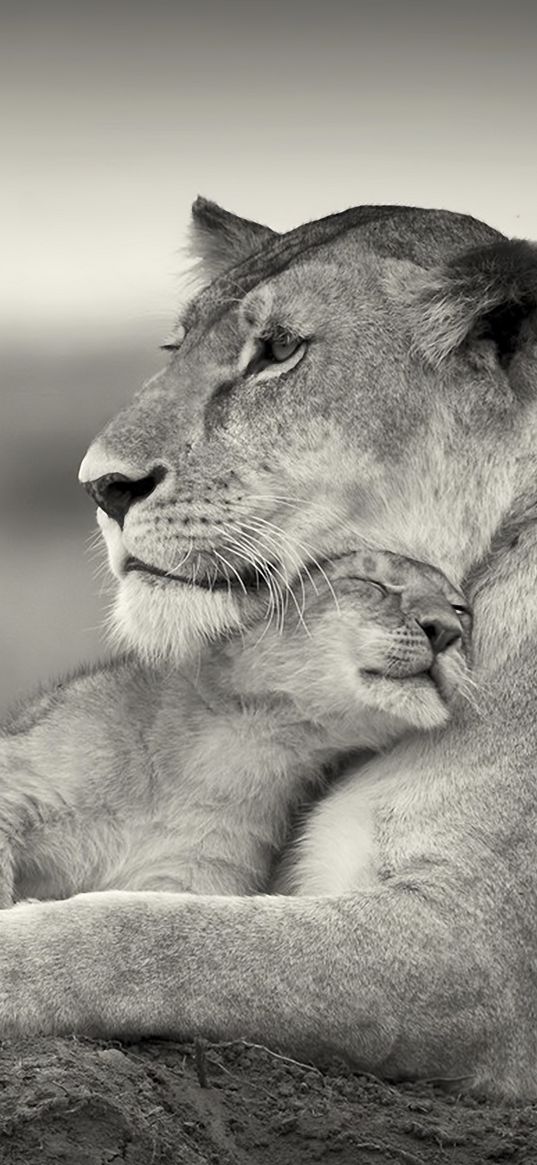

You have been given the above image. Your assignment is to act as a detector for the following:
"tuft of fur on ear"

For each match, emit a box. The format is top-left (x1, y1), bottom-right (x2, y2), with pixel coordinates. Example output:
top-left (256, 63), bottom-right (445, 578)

top-left (410, 239), bottom-right (537, 368)
top-left (188, 196), bottom-right (277, 280)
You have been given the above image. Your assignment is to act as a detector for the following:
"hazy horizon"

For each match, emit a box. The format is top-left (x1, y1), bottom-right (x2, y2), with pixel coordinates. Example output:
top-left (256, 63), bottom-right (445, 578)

top-left (3, 0), bottom-right (537, 339)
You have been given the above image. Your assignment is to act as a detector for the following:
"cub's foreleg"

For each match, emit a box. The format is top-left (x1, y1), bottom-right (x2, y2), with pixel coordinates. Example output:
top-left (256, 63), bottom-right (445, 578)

top-left (0, 661), bottom-right (155, 901)
top-left (0, 754), bottom-right (41, 907)
top-left (0, 836), bottom-right (15, 907)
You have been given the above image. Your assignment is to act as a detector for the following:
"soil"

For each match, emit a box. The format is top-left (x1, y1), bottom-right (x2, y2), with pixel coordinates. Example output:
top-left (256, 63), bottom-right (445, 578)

top-left (0, 1037), bottom-right (536, 1164)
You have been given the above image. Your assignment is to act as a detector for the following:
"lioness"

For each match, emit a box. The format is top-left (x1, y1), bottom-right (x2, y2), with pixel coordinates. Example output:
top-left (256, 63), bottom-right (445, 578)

top-left (0, 551), bottom-right (468, 905)
top-left (1, 199), bottom-right (537, 1097)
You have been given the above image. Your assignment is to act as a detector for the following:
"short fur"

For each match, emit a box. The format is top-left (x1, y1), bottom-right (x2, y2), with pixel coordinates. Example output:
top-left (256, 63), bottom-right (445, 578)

top-left (2, 200), bottom-right (537, 1096)
top-left (0, 551), bottom-right (467, 905)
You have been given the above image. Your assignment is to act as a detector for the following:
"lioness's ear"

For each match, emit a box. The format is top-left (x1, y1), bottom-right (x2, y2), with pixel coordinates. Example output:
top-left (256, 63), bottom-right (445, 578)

top-left (188, 196), bottom-right (278, 278)
top-left (411, 240), bottom-right (537, 370)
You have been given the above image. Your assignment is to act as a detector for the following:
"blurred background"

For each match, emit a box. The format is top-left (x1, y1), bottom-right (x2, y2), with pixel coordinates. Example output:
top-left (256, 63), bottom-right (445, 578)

top-left (2, 0), bottom-right (537, 713)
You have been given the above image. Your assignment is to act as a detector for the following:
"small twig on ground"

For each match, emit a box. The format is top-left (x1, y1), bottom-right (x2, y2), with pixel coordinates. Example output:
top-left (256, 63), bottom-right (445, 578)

top-left (207, 1039), bottom-right (405, 1101)
top-left (207, 1038), bottom-right (322, 1076)
top-left (354, 1142), bottom-right (425, 1165)
top-left (194, 1038), bottom-right (208, 1088)
top-left (356, 1070), bottom-right (403, 1099)
top-left (205, 1054), bottom-right (279, 1102)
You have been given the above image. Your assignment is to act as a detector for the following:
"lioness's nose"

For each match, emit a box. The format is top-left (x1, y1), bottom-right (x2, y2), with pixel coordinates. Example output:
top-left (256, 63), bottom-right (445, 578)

top-left (413, 600), bottom-right (463, 655)
top-left (83, 466), bottom-right (168, 528)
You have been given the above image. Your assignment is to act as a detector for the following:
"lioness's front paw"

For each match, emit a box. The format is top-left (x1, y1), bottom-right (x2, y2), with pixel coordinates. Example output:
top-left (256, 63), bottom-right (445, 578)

top-left (0, 895), bottom-right (106, 1037)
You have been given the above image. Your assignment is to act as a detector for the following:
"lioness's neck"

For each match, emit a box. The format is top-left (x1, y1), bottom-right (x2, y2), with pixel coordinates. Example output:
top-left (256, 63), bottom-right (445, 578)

top-left (365, 414), bottom-right (520, 585)
top-left (468, 506), bottom-right (537, 681)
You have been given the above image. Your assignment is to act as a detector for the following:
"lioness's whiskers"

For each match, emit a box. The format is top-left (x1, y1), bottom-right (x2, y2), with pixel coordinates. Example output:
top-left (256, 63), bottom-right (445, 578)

top-left (225, 522), bottom-right (307, 637)
top-left (221, 527), bottom-right (290, 642)
top-left (221, 533), bottom-right (280, 643)
top-left (221, 527), bottom-right (285, 639)
top-left (235, 520), bottom-right (310, 633)
top-left (246, 492), bottom-right (374, 555)
top-left (213, 550), bottom-right (248, 598)
top-left (244, 512), bottom-right (341, 618)
top-left (85, 534), bottom-right (105, 557)
top-left (93, 566), bottom-right (116, 598)
top-left (243, 517), bottom-right (310, 610)
top-left (247, 493), bottom-right (345, 524)
top-left (167, 540), bottom-right (193, 576)
top-left (456, 667), bottom-right (488, 717)
top-left (245, 514), bottom-right (322, 617)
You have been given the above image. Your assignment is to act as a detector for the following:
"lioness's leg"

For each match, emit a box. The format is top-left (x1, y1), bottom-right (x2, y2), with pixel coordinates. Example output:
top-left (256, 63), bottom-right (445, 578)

top-left (0, 885), bottom-right (512, 1093)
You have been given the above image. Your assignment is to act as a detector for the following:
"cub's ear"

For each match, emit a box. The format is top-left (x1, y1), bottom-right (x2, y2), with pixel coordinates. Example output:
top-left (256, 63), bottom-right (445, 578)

top-left (411, 240), bottom-right (537, 370)
top-left (188, 196), bottom-right (278, 278)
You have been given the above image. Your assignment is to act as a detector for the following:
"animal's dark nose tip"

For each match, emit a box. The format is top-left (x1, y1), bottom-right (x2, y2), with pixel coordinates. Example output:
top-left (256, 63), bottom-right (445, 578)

top-left (83, 466), bottom-right (167, 528)
top-left (415, 603), bottom-right (463, 655)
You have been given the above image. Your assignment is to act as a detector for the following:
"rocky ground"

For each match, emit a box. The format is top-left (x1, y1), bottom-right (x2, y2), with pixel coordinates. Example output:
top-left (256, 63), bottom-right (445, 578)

top-left (0, 1036), bottom-right (536, 1164)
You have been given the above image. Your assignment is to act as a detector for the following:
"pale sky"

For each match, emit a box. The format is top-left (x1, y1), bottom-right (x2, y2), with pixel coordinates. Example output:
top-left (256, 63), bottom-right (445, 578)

top-left (3, 0), bottom-right (537, 336)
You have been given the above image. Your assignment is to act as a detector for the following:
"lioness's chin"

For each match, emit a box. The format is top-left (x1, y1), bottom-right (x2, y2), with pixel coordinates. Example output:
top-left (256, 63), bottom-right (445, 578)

top-left (111, 575), bottom-right (244, 662)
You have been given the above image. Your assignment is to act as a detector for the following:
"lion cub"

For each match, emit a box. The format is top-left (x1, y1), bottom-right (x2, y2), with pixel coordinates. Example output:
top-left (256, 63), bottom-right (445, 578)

top-left (0, 550), bottom-right (470, 904)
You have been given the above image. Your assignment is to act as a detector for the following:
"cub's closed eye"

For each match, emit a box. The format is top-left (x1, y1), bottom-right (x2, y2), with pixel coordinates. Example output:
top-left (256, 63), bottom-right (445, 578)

top-left (344, 576), bottom-right (388, 597)
top-left (370, 581), bottom-right (389, 595)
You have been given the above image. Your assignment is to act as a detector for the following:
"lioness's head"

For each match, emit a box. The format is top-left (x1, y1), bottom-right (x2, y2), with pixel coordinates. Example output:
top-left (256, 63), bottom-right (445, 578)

top-left (80, 199), bottom-right (537, 661)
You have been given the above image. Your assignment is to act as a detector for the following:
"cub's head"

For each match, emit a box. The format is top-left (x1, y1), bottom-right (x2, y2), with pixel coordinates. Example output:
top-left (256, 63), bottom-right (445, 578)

top-left (80, 198), bottom-right (537, 662)
top-left (234, 549), bottom-right (472, 745)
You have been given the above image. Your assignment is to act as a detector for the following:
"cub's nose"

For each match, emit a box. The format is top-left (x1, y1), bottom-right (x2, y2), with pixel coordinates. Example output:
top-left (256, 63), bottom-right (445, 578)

top-left (413, 599), bottom-right (463, 656)
top-left (83, 466), bottom-right (168, 528)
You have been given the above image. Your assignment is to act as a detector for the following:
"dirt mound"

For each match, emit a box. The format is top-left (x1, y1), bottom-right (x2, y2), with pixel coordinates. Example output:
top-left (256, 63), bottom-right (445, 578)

top-left (0, 1036), bottom-right (536, 1164)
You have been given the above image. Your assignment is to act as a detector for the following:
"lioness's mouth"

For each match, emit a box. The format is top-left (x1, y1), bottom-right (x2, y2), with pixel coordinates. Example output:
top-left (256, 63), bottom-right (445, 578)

top-left (123, 556), bottom-right (265, 592)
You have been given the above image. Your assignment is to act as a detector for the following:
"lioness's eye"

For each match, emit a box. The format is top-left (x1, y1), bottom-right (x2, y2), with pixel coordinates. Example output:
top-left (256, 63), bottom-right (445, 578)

top-left (244, 331), bottom-right (307, 377)
top-left (268, 333), bottom-right (303, 362)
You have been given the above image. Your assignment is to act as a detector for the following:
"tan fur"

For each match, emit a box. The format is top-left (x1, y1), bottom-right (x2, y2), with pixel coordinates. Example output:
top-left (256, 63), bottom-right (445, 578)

top-left (0, 551), bottom-right (467, 904)
top-left (2, 201), bottom-right (537, 1097)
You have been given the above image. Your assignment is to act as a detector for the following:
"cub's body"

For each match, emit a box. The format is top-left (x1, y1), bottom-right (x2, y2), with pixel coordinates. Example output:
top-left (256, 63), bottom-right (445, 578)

top-left (1, 550), bottom-right (467, 903)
